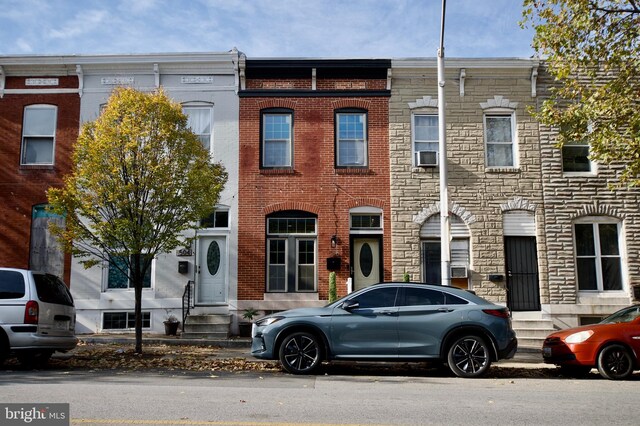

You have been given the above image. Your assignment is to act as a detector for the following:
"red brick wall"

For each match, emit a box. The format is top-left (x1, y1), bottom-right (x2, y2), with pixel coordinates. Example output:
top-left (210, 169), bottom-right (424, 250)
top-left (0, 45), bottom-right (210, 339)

top-left (0, 76), bottom-right (80, 282)
top-left (238, 83), bottom-right (390, 301)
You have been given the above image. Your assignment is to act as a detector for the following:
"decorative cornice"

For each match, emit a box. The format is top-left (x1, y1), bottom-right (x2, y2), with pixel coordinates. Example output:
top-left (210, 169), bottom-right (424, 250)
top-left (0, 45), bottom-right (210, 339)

top-left (413, 202), bottom-right (477, 225)
top-left (500, 196), bottom-right (537, 212)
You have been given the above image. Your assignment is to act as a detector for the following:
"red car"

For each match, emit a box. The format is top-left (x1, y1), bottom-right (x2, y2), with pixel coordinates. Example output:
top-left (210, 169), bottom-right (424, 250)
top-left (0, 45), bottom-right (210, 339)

top-left (542, 305), bottom-right (640, 379)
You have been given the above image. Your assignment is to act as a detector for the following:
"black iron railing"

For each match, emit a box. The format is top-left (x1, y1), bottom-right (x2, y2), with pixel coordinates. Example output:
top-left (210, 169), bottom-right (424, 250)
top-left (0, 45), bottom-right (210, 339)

top-left (181, 280), bottom-right (194, 332)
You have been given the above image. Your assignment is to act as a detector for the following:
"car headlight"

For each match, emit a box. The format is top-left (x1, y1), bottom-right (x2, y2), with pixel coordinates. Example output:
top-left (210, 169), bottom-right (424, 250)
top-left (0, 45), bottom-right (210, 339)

top-left (564, 330), bottom-right (594, 344)
top-left (255, 316), bottom-right (285, 327)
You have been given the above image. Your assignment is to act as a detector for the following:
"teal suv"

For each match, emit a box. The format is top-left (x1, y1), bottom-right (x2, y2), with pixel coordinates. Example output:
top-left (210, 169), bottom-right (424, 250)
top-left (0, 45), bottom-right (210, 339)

top-left (251, 282), bottom-right (517, 378)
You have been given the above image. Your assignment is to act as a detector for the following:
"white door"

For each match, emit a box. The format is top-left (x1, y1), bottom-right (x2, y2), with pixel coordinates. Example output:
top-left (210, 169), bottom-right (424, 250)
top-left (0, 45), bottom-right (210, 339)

top-left (353, 238), bottom-right (381, 291)
top-left (197, 236), bottom-right (227, 304)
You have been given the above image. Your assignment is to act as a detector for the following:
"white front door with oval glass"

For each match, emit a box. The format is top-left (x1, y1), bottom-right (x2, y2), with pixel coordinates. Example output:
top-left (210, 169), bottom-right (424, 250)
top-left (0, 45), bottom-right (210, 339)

top-left (353, 237), bottom-right (381, 291)
top-left (197, 236), bottom-right (227, 305)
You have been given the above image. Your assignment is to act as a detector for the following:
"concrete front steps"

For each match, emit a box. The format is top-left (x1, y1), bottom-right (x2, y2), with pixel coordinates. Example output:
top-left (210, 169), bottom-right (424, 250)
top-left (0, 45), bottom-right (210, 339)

top-left (511, 312), bottom-right (556, 350)
top-left (181, 314), bottom-right (231, 339)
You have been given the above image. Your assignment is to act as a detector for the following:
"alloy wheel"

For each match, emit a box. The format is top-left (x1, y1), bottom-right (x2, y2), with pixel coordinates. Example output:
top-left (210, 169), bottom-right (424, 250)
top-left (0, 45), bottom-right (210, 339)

top-left (447, 335), bottom-right (491, 378)
top-left (279, 332), bottom-right (321, 374)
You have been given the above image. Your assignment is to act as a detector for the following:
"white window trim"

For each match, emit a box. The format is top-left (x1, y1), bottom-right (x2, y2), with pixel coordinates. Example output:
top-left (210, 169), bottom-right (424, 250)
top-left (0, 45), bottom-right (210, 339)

top-left (336, 112), bottom-right (368, 167)
top-left (182, 104), bottom-right (214, 155)
top-left (21, 104), bottom-right (57, 166)
top-left (101, 311), bottom-right (151, 330)
top-left (267, 238), bottom-right (288, 293)
top-left (103, 256), bottom-right (155, 291)
top-left (562, 141), bottom-right (597, 176)
top-left (483, 109), bottom-right (518, 169)
top-left (295, 239), bottom-right (317, 292)
top-left (349, 206), bottom-right (383, 235)
top-left (262, 112), bottom-right (293, 168)
top-left (573, 217), bottom-right (627, 294)
top-left (412, 112), bottom-right (439, 167)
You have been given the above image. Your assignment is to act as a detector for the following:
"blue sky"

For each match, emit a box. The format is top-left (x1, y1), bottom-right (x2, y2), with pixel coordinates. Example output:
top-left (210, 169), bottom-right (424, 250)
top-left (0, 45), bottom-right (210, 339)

top-left (0, 0), bottom-right (535, 58)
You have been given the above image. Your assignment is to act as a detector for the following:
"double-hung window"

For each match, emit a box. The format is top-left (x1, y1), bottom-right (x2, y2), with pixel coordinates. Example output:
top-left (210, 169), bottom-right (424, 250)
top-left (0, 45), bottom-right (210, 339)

top-left (262, 110), bottom-right (292, 168)
top-left (413, 114), bottom-right (439, 166)
top-left (336, 110), bottom-right (367, 167)
top-left (484, 113), bottom-right (516, 167)
top-left (107, 255), bottom-right (152, 289)
top-left (574, 220), bottom-right (623, 292)
top-left (21, 105), bottom-right (57, 165)
top-left (183, 106), bottom-right (213, 153)
top-left (266, 214), bottom-right (317, 292)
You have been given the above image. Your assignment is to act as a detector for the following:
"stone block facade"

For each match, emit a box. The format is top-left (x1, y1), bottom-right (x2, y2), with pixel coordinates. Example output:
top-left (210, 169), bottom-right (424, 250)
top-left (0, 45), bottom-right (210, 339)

top-left (389, 59), bottom-right (546, 307)
top-left (537, 66), bottom-right (639, 327)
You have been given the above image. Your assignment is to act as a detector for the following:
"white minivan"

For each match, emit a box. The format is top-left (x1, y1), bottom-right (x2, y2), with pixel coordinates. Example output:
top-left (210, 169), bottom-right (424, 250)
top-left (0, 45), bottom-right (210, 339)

top-left (0, 268), bottom-right (77, 366)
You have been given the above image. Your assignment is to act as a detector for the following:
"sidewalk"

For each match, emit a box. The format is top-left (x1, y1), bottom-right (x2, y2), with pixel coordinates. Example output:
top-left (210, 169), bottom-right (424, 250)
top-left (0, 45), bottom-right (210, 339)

top-left (77, 333), bottom-right (551, 369)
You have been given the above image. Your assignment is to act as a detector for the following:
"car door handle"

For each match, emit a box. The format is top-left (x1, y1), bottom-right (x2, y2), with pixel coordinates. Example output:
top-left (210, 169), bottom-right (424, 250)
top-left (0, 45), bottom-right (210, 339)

top-left (380, 310), bottom-right (396, 316)
top-left (437, 307), bottom-right (454, 313)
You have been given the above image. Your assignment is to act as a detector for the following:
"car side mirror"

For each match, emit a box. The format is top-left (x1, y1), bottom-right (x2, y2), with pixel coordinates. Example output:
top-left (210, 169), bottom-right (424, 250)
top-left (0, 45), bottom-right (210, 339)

top-left (341, 300), bottom-right (360, 311)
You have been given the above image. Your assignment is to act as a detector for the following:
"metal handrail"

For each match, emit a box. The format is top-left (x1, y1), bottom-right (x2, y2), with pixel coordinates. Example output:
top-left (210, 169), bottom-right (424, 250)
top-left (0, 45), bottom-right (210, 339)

top-left (181, 280), bottom-right (194, 332)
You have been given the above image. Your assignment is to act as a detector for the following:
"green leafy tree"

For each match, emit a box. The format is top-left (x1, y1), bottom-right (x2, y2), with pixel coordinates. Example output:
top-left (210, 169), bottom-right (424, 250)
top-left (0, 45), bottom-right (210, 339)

top-left (522, 0), bottom-right (640, 185)
top-left (48, 87), bottom-right (227, 353)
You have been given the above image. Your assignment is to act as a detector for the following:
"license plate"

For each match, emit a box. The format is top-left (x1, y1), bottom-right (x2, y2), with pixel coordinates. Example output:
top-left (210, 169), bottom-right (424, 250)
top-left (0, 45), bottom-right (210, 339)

top-left (54, 320), bottom-right (69, 331)
top-left (543, 347), bottom-right (552, 358)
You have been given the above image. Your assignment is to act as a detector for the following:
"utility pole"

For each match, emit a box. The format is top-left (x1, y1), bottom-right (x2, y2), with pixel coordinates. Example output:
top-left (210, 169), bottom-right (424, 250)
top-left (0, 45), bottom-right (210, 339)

top-left (438, 0), bottom-right (451, 286)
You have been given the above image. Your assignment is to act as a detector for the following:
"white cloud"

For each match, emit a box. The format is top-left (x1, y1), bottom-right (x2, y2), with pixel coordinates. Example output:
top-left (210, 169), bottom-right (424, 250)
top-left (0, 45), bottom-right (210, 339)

top-left (48, 9), bottom-right (109, 40)
top-left (16, 38), bottom-right (33, 53)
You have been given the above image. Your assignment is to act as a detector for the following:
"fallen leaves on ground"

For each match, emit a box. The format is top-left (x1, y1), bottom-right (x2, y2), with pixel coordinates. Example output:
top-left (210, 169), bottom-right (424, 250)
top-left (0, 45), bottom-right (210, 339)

top-left (3, 342), bottom-right (281, 373)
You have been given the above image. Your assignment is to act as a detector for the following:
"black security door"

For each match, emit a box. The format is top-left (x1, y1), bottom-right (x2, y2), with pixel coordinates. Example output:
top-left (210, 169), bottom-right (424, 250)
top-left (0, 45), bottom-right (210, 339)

top-left (505, 236), bottom-right (541, 311)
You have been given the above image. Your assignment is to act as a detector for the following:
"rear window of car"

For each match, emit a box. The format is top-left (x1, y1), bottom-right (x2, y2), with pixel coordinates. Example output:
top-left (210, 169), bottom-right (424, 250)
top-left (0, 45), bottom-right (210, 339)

top-left (33, 274), bottom-right (74, 307)
top-left (0, 270), bottom-right (26, 299)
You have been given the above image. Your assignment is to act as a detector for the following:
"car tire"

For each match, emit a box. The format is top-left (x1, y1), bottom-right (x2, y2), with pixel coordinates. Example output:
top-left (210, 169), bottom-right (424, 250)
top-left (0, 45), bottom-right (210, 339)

top-left (447, 335), bottom-right (492, 378)
top-left (597, 344), bottom-right (634, 380)
top-left (278, 331), bottom-right (322, 375)
top-left (558, 365), bottom-right (592, 378)
top-left (18, 351), bottom-right (53, 368)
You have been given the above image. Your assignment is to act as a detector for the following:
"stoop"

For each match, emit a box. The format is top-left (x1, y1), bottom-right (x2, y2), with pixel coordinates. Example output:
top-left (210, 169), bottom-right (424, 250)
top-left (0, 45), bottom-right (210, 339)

top-left (181, 314), bottom-right (231, 339)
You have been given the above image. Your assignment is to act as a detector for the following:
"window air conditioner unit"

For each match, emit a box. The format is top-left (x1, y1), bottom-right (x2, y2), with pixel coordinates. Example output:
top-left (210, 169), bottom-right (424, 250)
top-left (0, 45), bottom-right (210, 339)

top-left (416, 150), bottom-right (438, 167)
top-left (451, 266), bottom-right (468, 279)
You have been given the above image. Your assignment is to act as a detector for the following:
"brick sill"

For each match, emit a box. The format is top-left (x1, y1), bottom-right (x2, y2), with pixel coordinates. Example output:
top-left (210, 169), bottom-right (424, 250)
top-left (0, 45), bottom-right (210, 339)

top-left (336, 168), bottom-right (372, 175)
top-left (485, 167), bottom-right (521, 174)
top-left (260, 168), bottom-right (296, 176)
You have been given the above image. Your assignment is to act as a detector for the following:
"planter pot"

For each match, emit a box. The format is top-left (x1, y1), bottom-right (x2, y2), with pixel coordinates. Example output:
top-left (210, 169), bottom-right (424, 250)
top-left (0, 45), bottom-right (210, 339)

top-left (163, 321), bottom-right (180, 336)
top-left (239, 322), bottom-right (252, 337)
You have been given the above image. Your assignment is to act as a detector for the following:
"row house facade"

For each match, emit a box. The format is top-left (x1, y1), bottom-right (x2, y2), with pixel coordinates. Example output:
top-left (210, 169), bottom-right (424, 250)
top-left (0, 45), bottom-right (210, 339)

top-left (0, 58), bottom-right (81, 283)
top-left (1, 53), bottom-right (637, 337)
top-left (389, 59), bottom-right (548, 336)
top-left (68, 52), bottom-right (241, 334)
top-left (537, 66), bottom-right (640, 328)
top-left (236, 58), bottom-right (392, 317)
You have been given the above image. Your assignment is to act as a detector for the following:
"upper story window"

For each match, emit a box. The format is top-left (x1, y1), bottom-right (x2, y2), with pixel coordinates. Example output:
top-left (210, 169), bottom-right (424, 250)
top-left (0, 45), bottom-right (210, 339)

top-left (574, 218), bottom-right (623, 292)
top-left (413, 114), bottom-right (439, 167)
top-left (21, 105), bottom-right (57, 165)
top-left (484, 113), bottom-right (516, 167)
top-left (183, 106), bottom-right (213, 153)
top-left (336, 110), bottom-right (367, 167)
top-left (262, 110), bottom-right (293, 168)
top-left (562, 140), bottom-right (593, 173)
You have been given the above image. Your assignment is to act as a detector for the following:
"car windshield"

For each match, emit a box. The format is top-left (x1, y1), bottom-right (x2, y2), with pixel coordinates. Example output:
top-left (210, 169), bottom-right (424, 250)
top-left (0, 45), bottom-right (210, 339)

top-left (600, 306), bottom-right (640, 324)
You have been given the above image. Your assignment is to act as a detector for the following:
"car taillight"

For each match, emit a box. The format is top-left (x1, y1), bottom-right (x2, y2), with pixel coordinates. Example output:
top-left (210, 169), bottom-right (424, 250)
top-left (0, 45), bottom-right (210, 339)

top-left (483, 308), bottom-right (510, 319)
top-left (24, 300), bottom-right (39, 324)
